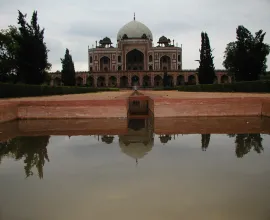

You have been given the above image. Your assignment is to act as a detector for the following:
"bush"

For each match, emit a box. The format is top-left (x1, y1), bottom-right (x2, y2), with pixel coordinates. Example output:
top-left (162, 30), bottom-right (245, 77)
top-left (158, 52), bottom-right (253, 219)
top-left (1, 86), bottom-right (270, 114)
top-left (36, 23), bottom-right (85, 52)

top-left (177, 80), bottom-right (270, 93)
top-left (0, 83), bottom-right (120, 98)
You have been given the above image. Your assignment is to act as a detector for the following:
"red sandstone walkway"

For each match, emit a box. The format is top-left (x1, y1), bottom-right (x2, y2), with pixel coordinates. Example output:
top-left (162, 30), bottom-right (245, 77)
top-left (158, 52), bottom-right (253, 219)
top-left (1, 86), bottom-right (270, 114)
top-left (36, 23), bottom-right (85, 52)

top-left (3, 91), bottom-right (132, 102)
top-left (2, 90), bottom-right (270, 102)
top-left (143, 91), bottom-right (270, 99)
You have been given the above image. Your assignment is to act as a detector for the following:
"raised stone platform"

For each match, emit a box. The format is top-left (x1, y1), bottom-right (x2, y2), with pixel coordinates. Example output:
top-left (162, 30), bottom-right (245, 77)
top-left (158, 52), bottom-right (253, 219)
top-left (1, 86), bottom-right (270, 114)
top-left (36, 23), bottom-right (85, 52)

top-left (0, 91), bottom-right (270, 123)
top-left (144, 91), bottom-right (270, 117)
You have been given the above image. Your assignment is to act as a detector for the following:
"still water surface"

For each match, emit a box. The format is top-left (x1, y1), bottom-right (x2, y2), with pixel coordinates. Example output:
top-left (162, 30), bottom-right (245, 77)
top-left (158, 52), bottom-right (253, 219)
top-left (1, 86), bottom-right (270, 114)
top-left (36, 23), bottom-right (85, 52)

top-left (0, 118), bottom-right (270, 220)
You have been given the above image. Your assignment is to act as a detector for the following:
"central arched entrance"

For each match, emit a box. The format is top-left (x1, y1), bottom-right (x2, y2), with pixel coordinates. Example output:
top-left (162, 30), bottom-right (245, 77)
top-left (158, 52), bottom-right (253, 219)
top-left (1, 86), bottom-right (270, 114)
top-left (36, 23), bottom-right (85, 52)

top-left (126, 49), bottom-right (144, 70)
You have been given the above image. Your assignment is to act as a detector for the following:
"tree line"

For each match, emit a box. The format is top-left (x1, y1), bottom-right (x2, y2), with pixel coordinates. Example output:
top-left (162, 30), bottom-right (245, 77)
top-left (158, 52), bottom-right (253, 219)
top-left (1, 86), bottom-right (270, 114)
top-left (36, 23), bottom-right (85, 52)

top-left (194, 27), bottom-right (269, 84)
top-left (1, 11), bottom-right (269, 86)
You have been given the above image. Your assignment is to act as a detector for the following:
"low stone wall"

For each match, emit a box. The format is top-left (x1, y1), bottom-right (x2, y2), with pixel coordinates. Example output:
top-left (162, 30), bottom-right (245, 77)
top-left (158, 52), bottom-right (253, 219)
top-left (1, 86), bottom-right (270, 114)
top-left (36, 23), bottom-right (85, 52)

top-left (0, 102), bottom-right (18, 123)
top-left (148, 97), bottom-right (155, 115)
top-left (153, 97), bottom-right (268, 117)
top-left (0, 120), bottom-right (19, 141)
top-left (0, 94), bottom-right (270, 124)
top-left (17, 100), bottom-right (127, 120)
top-left (262, 100), bottom-right (270, 117)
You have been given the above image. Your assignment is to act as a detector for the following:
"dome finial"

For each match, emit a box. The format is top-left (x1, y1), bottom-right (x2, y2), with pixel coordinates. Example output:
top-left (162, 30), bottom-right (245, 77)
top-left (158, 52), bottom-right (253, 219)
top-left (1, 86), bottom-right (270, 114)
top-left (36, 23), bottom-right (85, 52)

top-left (134, 12), bottom-right (135, 20)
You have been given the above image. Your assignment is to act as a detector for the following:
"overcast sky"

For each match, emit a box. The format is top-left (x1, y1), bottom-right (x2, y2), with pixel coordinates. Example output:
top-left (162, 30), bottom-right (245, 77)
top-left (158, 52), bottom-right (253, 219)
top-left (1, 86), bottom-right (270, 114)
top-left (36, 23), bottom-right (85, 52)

top-left (0, 0), bottom-right (270, 71)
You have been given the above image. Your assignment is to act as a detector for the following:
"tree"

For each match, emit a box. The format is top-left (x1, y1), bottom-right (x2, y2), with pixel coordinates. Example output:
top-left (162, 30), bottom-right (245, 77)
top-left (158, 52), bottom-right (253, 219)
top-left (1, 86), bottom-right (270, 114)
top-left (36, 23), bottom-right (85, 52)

top-left (0, 26), bottom-right (20, 82)
top-left (223, 26), bottom-right (270, 81)
top-left (227, 133), bottom-right (263, 158)
top-left (0, 136), bottom-right (50, 179)
top-left (197, 32), bottom-right (216, 84)
top-left (15, 10), bottom-right (51, 84)
top-left (61, 48), bottom-right (75, 86)
top-left (201, 134), bottom-right (211, 151)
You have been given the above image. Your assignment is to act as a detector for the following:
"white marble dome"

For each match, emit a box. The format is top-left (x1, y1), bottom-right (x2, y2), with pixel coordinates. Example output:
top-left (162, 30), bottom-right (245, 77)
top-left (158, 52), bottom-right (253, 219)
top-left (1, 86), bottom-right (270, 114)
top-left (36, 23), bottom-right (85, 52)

top-left (117, 20), bottom-right (153, 41)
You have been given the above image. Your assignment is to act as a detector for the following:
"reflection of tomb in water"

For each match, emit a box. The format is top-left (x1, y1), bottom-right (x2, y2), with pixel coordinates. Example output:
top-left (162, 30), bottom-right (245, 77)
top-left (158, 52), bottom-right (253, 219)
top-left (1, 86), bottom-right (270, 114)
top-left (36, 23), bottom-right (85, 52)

top-left (118, 117), bottom-right (154, 163)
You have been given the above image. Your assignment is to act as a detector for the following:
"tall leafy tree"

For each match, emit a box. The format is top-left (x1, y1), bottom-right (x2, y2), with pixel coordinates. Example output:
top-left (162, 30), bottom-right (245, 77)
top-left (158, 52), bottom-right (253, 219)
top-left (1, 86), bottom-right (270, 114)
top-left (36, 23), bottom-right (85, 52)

top-left (15, 10), bottom-right (51, 84)
top-left (227, 133), bottom-right (263, 158)
top-left (61, 48), bottom-right (75, 86)
top-left (0, 26), bottom-right (20, 82)
top-left (197, 32), bottom-right (216, 84)
top-left (223, 26), bottom-right (270, 81)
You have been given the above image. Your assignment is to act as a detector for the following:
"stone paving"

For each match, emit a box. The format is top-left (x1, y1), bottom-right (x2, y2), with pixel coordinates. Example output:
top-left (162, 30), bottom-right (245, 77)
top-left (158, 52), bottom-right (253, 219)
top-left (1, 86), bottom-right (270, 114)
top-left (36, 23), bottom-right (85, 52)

top-left (4, 91), bottom-right (132, 101)
top-left (144, 90), bottom-right (270, 99)
top-left (2, 90), bottom-right (269, 102)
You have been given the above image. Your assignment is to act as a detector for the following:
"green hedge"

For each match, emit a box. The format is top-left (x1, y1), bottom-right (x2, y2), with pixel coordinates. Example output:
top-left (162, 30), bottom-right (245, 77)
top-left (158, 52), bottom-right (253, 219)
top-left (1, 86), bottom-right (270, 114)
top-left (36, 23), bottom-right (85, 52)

top-left (177, 80), bottom-right (270, 93)
top-left (0, 83), bottom-right (120, 98)
top-left (260, 74), bottom-right (270, 80)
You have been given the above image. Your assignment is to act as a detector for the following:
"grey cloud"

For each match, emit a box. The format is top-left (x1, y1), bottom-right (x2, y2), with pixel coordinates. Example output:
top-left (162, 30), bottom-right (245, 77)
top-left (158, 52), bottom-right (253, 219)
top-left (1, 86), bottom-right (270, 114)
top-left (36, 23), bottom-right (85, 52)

top-left (0, 0), bottom-right (269, 71)
top-left (66, 21), bottom-right (119, 40)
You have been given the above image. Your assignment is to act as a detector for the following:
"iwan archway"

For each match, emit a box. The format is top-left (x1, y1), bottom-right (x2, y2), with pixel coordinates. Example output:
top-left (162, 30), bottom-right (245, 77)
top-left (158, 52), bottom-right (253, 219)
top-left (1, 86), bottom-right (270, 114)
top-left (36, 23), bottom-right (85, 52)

top-left (126, 49), bottom-right (144, 70)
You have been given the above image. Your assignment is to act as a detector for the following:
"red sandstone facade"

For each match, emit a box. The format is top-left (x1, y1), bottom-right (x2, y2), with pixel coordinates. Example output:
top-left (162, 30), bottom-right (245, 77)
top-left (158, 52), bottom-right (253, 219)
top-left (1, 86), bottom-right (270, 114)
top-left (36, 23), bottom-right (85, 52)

top-left (50, 17), bottom-right (231, 87)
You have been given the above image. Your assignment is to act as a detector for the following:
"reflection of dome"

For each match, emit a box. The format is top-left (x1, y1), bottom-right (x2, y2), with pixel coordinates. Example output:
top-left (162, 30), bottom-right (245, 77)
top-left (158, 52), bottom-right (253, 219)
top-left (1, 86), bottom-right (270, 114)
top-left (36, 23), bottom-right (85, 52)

top-left (117, 20), bottom-right (153, 41)
top-left (119, 140), bottom-right (153, 160)
top-left (118, 118), bottom-right (154, 162)
top-left (101, 135), bottom-right (114, 144)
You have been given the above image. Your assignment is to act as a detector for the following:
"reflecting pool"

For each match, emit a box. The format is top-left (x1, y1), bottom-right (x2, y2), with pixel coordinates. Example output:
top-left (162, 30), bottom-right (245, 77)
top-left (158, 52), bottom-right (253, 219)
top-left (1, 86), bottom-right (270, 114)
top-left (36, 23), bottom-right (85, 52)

top-left (0, 117), bottom-right (270, 220)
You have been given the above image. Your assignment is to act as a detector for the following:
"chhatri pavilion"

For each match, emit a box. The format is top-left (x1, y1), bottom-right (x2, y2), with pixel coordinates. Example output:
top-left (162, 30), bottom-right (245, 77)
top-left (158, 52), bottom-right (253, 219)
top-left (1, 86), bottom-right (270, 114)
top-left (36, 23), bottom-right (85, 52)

top-left (50, 15), bottom-right (230, 87)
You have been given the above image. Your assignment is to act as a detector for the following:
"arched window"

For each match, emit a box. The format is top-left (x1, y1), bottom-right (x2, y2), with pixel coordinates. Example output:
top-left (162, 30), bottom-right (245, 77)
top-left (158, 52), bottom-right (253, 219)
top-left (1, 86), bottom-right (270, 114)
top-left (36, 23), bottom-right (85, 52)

top-left (118, 65), bottom-right (122, 71)
top-left (118, 55), bottom-right (121, 62)
top-left (149, 55), bottom-right (153, 62)
top-left (90, 67), bottom-right (93, 72)
top-left (178, 55), bottom-right (181, 62)
top-left (149, 65), bottom-right (153, 70)
top-left (90, 56), bottom-right (92, 63)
